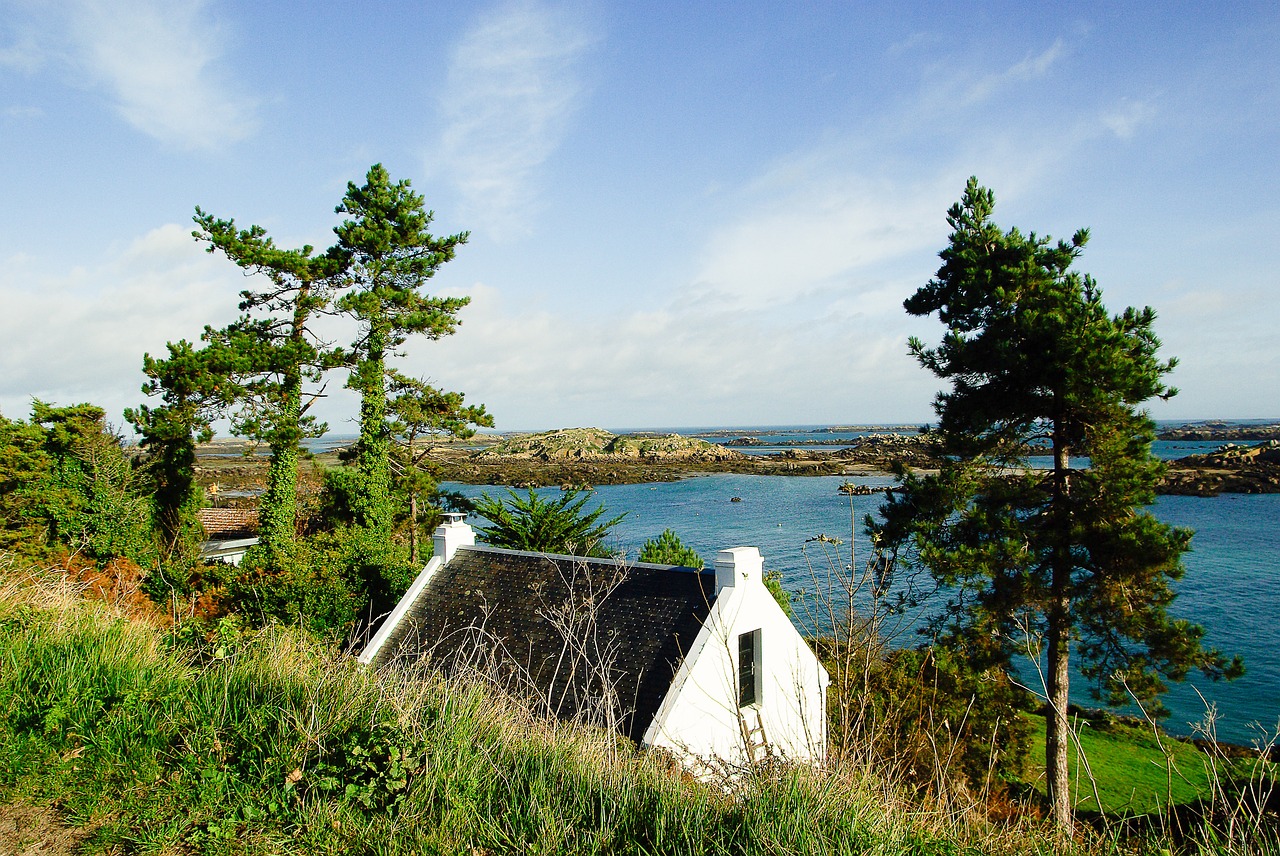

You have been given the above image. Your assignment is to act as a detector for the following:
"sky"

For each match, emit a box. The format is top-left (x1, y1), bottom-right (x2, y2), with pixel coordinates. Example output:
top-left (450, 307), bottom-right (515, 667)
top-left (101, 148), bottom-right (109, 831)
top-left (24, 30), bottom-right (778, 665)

top-left (1, 1), bottom-right (1277, 433)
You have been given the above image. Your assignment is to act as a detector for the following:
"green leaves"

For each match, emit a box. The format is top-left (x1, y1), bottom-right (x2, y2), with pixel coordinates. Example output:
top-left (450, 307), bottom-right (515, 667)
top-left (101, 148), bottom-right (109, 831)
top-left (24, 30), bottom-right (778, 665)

top-left (637, 528), bottom-right (703, 568)
top-left (473, 488), bottom-right (626, 558)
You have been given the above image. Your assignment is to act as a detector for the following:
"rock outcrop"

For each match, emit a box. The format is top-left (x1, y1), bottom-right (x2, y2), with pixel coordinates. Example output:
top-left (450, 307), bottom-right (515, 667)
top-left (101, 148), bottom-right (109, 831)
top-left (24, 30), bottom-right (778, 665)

top-left (1160, 440), bottom-right (1280, 495)
top-left (475, 428), bottom-right (743, 462)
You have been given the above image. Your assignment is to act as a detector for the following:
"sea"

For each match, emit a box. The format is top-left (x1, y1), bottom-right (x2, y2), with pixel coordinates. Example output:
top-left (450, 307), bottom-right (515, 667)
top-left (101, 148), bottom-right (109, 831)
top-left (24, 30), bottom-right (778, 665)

top-left (432, 424), bottom-right (1279, 747)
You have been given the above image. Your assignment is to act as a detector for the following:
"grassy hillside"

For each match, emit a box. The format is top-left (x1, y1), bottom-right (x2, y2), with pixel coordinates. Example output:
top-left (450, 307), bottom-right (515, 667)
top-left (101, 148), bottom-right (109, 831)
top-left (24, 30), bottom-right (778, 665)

top-left (0, 561), bottom-right (1274, 855)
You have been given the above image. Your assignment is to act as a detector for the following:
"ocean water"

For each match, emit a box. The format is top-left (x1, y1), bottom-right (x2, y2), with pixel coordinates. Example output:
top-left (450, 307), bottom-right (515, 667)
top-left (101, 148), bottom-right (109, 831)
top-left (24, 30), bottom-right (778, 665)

top-left (443, 474), bottom-right (1280, 746)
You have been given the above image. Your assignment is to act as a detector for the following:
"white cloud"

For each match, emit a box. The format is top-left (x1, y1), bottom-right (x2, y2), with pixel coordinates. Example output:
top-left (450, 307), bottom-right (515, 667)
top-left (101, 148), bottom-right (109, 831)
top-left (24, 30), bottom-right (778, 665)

top-left (962, 39), bottom-right (1066, 105)
top-left (433, 0), bottom-right (596, 238)
top-left (1100, 97), bottom-right (1157, 140)
top-left (689, 161), bottom-right (952, 312)
top-left (0, 224), bottom-right (244, 423)
top-left (7, 0), bottom-right (257, 149)
top-left (394, 281), bottom-right (939, 429)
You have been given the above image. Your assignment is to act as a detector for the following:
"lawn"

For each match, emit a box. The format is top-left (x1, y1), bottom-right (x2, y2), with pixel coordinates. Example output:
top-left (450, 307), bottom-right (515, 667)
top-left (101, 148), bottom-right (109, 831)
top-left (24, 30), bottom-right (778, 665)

top-left (1023, 713), bottom-right (1268, 816)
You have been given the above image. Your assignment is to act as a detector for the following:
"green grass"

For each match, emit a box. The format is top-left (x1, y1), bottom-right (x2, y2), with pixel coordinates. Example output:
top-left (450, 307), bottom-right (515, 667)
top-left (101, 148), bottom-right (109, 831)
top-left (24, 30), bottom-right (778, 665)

top-left (1, 565), bottom-right (1274, 855)
top-left (0, 572), bottom-right (1028, 855)
top-left (1024, 713), bottom-right (1271, 817)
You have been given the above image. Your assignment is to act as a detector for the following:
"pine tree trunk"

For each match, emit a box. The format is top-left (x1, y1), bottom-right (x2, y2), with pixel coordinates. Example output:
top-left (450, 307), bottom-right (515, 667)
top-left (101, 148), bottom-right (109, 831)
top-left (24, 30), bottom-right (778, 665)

top-left (258, 291), bottom-right (312, 569)
top-left (355, 320), bottom-right (391, 533)
top-left (1046, 429), bottom-right (1075, 833)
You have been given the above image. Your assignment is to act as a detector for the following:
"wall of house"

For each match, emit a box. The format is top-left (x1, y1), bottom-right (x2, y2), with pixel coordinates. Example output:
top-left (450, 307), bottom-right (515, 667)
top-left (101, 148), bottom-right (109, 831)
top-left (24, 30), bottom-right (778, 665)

top-left (643, 547), bottom-right (828, 770)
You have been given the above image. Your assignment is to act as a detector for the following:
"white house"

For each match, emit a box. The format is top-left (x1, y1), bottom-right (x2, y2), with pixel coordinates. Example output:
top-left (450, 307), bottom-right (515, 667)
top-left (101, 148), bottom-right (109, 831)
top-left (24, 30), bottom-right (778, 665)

top-left (360, 515), bottom-right (829, 770)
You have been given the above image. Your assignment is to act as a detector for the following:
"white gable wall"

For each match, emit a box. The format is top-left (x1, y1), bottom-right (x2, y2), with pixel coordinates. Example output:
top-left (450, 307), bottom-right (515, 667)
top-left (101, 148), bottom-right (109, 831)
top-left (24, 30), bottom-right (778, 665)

top-left (642, 547), bottom-right (828, 769)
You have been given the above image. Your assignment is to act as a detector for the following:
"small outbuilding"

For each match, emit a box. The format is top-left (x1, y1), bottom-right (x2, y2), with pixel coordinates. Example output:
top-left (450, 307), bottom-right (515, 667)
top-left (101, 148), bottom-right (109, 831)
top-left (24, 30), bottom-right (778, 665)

top-left (196, 508), bottom-right (260, 565)
top-left (360, 515), bottom-right (828, 770)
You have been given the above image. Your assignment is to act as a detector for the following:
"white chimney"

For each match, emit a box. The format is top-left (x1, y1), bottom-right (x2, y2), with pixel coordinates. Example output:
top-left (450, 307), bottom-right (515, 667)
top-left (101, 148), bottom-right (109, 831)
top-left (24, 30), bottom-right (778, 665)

top-left (433, 513), bottom-right (474, 563)
top-left (714, 547), bottom-right (762, 594)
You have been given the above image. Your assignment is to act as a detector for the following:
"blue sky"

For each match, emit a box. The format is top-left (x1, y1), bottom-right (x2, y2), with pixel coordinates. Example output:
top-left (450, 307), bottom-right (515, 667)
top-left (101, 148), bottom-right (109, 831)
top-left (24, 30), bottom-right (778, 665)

top-left (1, 1), bottom-right (1276, 432)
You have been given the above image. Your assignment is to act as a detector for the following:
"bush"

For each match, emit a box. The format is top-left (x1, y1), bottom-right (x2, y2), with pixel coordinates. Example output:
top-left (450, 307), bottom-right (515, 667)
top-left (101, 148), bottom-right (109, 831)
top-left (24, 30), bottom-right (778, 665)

top-left (472, 488), bottom-right (625, 558)
top-left (637, 529), bottom-right (703, 567)
top-left (824, 639), bottom-right (1032, 796)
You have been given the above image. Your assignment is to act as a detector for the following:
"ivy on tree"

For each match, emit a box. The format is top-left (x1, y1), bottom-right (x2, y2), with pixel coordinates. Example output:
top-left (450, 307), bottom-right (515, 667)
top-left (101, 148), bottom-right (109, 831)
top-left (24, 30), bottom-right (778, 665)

top-left (875, 178), bottom-right (1242, 831)
top-left (125, 339), bottom-right (236, 561)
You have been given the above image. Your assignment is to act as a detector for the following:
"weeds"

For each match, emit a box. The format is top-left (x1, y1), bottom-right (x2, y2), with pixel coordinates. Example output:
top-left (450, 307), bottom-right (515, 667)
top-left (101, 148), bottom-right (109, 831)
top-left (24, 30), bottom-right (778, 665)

top-left (1, 556), bottom-right (1274, 854)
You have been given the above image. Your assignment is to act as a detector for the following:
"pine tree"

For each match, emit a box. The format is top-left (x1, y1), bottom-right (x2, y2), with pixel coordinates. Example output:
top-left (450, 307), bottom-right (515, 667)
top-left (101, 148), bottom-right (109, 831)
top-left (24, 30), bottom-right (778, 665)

top-left (877, 178), bottom-right (1242, 831)
top-left (192, 210), bottom-right (346, 567)
top-left (386, 370), bottom-right (492, 565)
top-left (637, 529), bottom-right (703, 567)
top-left (126, 338), bottom-right (237, 559)
top-left (472, 488), bottom-right (626, 558)
top-left (332, 164), bottom-right (470, 537)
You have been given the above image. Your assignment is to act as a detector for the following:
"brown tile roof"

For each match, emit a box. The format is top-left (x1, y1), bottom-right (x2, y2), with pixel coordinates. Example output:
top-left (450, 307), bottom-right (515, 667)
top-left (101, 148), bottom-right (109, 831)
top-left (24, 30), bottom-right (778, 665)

top-left (370, 546), bottom-right (716, 743)
top-left (197, 508), bottom-right (260, 539)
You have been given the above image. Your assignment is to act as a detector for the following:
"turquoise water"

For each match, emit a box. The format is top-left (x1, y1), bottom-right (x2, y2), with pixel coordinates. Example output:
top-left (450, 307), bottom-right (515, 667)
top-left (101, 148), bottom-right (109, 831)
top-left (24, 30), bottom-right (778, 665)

top-left (444, 475), bottom-right (1279, 746)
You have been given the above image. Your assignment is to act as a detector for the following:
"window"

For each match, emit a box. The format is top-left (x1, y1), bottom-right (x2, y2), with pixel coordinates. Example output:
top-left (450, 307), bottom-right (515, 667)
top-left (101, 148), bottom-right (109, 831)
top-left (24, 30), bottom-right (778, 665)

top-left (738, 628), bottom-right (762, 707)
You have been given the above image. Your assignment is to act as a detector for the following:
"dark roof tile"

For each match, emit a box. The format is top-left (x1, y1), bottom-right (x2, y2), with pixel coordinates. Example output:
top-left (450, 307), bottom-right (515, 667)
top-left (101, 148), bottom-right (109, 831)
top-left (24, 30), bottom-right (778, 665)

top-left (372, 546), bottom-right (716, 743)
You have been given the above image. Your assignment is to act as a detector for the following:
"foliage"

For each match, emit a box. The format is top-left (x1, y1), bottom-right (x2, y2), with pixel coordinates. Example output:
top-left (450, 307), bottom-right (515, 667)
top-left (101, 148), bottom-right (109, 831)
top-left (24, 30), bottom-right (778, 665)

top-left (125, 338), bottom-right (237, 564)
top-left (1, 402), bottom-right (156, 569)
top-left (849, 643), bottom-right (1032, 793)
top-left (635, 531), bottom-right (792, 615)
top-left (637, 528), bottom-right (703, 567)
top-left (331, 164), bottom-right (470, 539)
top-left (386, 370), bottom-right (492, 565)
top-left (217, 544), bottom-right (355, 636)
top-left (192, 208), bottom-right (347, 568)
top-left (473, 488), bottom-right (626, 558)
top-left (0, 411), bottom-right (54, 557)
top-left (877, 177), bottom-right (1243, 829)
top-left (762, 569), bottom-right (793, 618)
top-left (305, 719), bottom-right (429, 811)
top-left (2, 570), bottom-right (1270, 855)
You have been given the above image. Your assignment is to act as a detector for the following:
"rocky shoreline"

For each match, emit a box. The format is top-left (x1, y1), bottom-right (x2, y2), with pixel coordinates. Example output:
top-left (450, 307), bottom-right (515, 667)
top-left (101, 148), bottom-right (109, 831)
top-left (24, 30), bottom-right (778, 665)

top-left (190, 428), bottom-right (1280, 497)
top-left (1158, 423), bottom-right (1280, 441)
top-left (424, 428), bottom-right (941, 487)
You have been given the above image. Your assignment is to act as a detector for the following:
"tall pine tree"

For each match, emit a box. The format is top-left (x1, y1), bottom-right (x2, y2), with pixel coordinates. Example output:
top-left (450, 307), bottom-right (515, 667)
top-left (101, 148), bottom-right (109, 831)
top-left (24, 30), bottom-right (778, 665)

top-left (332, 165), bottom-right (470, 537)
top-left (192, 211), bottom-right (346, 567)
top-left (126, 338), bottom-right (237, 560)
top-left (877, 178), bottom-right (1242, 831)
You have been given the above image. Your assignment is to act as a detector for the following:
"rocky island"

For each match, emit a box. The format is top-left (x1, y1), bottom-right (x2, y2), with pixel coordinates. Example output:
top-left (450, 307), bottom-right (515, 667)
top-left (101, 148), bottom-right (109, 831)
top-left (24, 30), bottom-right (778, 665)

top-left (424, 427), bottom-right (942, 486)
top-left (189, 426), bottom-right (1280, 497)
top-left (1160, 440), bottom-right (1280, 495)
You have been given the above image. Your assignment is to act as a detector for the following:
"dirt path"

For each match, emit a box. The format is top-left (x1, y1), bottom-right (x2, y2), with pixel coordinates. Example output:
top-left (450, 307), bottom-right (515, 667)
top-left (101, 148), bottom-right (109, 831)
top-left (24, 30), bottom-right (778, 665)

top-left (0, 804), bottom-right (87, 856)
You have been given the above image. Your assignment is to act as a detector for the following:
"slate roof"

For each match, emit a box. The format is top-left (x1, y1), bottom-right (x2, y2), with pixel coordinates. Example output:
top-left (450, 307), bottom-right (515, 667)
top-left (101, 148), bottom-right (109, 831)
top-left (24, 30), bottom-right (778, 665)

top-left (370, 546), bottom-right (718, 743)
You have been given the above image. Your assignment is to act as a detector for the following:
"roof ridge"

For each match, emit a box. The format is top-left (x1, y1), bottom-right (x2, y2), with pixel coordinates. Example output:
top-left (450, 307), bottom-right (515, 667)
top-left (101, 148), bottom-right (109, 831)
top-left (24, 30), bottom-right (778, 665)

top-left (458, 543), bottom-right (708, 573)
